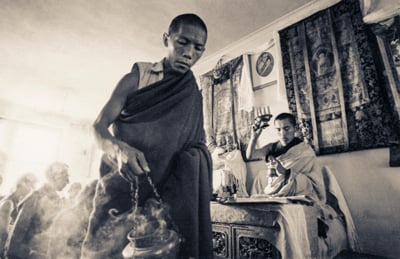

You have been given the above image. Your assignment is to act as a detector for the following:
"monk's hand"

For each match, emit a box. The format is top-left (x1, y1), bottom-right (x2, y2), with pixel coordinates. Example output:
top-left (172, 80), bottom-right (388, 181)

top-left (268, 156), bottom-right (287, 176)
top-left (252, 117), bottom-right (269, 135)
top-left (117, 142), bottom-right (150, 181)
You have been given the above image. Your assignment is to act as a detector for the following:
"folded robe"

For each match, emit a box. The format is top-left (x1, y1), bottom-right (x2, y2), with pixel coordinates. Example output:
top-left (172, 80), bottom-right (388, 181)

top-left (251, 141), bottom-right (318, 198)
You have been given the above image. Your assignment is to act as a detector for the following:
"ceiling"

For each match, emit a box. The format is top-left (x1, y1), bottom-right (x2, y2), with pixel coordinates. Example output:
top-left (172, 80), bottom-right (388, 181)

top-left (0, 0), bottom-right (314, 122)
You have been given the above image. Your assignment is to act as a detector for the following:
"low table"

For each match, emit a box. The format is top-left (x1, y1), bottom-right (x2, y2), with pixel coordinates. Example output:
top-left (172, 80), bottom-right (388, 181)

top-left (210, 201), bottom-right (319, 259)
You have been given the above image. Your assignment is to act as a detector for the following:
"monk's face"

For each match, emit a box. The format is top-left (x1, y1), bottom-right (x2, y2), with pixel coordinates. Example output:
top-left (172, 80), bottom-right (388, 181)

top-left (163, 23), bottom-right (207, 74)
top-left (274, 118), bottom-right (296, 147)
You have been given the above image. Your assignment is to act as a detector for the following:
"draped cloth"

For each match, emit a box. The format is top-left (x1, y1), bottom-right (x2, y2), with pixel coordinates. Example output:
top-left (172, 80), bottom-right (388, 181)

top-left (319, 166), bottom-right (360, 254)
top-left (83, 70), bottom-right (213, 258)
top-left (212, 149), bottom-right (249, 197)
top-left (251, 141), bottom-right (318, 198)
top-left (250, 141), bottom-right (360, 257)
top-left (238, 53), bottom-right (254, 111)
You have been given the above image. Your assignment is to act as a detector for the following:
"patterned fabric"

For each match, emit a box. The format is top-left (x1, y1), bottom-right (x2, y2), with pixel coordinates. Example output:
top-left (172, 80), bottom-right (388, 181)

top-left (200, 56), bottom-right (257, 161)
top-left (279, 0), bottom-right (398, 155)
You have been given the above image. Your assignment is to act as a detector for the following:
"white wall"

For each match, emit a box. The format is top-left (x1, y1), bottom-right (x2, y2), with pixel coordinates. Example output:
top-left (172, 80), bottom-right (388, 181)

top-left (318, 148), bottom-right (400, 258)
top-left (0, 99), bottom-right (99, 193)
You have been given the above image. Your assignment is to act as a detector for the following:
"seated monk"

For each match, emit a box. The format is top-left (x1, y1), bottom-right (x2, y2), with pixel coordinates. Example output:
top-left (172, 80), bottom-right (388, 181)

top-left (246, 112), bottom-right (317, 198)
top-left (246, 112), bottom-right (359, 257)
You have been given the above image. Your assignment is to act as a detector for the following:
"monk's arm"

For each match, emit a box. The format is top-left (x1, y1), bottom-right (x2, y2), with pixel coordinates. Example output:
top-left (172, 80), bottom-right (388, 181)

top-left (93, 72), bottom-right (136, 157)
top-left (245, 129), bottom-right (271, 160)
top-left (93, 65), bottom-right (150, 177)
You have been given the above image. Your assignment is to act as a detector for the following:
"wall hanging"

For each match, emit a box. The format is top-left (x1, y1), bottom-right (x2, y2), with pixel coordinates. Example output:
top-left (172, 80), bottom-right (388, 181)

top-left (279, 0), bottom-right (399, 155)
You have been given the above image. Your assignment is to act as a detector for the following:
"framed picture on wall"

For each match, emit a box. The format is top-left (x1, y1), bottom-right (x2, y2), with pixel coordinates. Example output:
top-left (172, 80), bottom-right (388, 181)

top-left (246, 41), bottom-right (278, 91)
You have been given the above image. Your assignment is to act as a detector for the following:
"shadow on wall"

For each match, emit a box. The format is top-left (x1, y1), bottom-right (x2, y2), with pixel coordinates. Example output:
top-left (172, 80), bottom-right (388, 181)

top-left (317, 148), bottom-right (400, 258)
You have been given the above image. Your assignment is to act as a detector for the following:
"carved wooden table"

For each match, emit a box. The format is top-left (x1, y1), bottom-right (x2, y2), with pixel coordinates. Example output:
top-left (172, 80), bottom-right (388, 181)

top-left (210, 201), bottom-right (319, 259)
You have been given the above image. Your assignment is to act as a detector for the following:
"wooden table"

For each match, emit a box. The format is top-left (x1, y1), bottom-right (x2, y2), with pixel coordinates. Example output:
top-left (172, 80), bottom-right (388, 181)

top-left (210, 201), bottom-right (319, 259)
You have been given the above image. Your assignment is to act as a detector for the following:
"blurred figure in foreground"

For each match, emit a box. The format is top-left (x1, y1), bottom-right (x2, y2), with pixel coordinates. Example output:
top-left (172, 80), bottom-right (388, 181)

top-left (4, 162), bottom-right (69, 259)
top-left (0, 173), bottom-right (37, 257)
top-left (47, 179), bottom-right (97, 259)
top-left (63, 182), bottom-right (83, 208)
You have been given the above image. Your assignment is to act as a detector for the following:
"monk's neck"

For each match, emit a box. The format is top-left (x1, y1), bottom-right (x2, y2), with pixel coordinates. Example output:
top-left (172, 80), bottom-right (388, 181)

top-left (162, 58), bottom-right (187, 78)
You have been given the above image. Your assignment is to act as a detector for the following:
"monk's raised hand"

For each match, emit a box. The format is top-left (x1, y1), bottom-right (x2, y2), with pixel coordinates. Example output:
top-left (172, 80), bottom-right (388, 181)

top-left (252, 107), bottom-right (272, 134)
top-left (252, 117), bottom-right (269, 133)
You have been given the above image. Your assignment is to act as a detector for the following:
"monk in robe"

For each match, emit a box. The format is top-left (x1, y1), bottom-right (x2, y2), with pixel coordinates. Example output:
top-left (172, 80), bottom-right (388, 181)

top-left (246, 112), bottom-right (318, 197)
top-left (81, 13), bottom-right (213, 259)
top-left (246, 113), bottom-right (359, 257)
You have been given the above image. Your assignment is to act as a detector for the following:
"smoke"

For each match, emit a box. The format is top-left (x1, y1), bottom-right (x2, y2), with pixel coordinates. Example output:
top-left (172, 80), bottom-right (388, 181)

top-left (46, 180), bottom-right (97, 259)
top-left (8, 172), bottom-right (174, 259)
top-left (130, 198), bottom-right (171, 239)
top-left (81, 196), bottom-right (173, 258)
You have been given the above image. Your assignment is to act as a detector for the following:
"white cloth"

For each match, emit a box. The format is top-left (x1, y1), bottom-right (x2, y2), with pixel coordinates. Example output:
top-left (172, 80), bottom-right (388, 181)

top-left (237, 54), bottom-right (254, 112)
top-left (223, 150), bottom-right (249, 197)
top-left (212, 150), bottom-right (249, 197)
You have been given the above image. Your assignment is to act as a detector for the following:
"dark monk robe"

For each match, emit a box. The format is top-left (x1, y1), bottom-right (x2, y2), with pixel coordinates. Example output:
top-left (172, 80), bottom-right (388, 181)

top-left (83, 64), bottom-right (213, 258)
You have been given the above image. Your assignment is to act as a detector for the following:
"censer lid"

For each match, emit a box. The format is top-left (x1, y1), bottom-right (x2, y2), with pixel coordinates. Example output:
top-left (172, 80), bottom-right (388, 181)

top-left (122, 229), bottom-right (180, 258)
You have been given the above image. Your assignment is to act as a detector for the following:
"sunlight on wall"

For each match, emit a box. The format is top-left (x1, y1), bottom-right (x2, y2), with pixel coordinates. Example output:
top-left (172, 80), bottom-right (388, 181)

top-left (0, 115), bottom-right (99, 195)
top-left (0, 120), bottom-right (62, 194)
